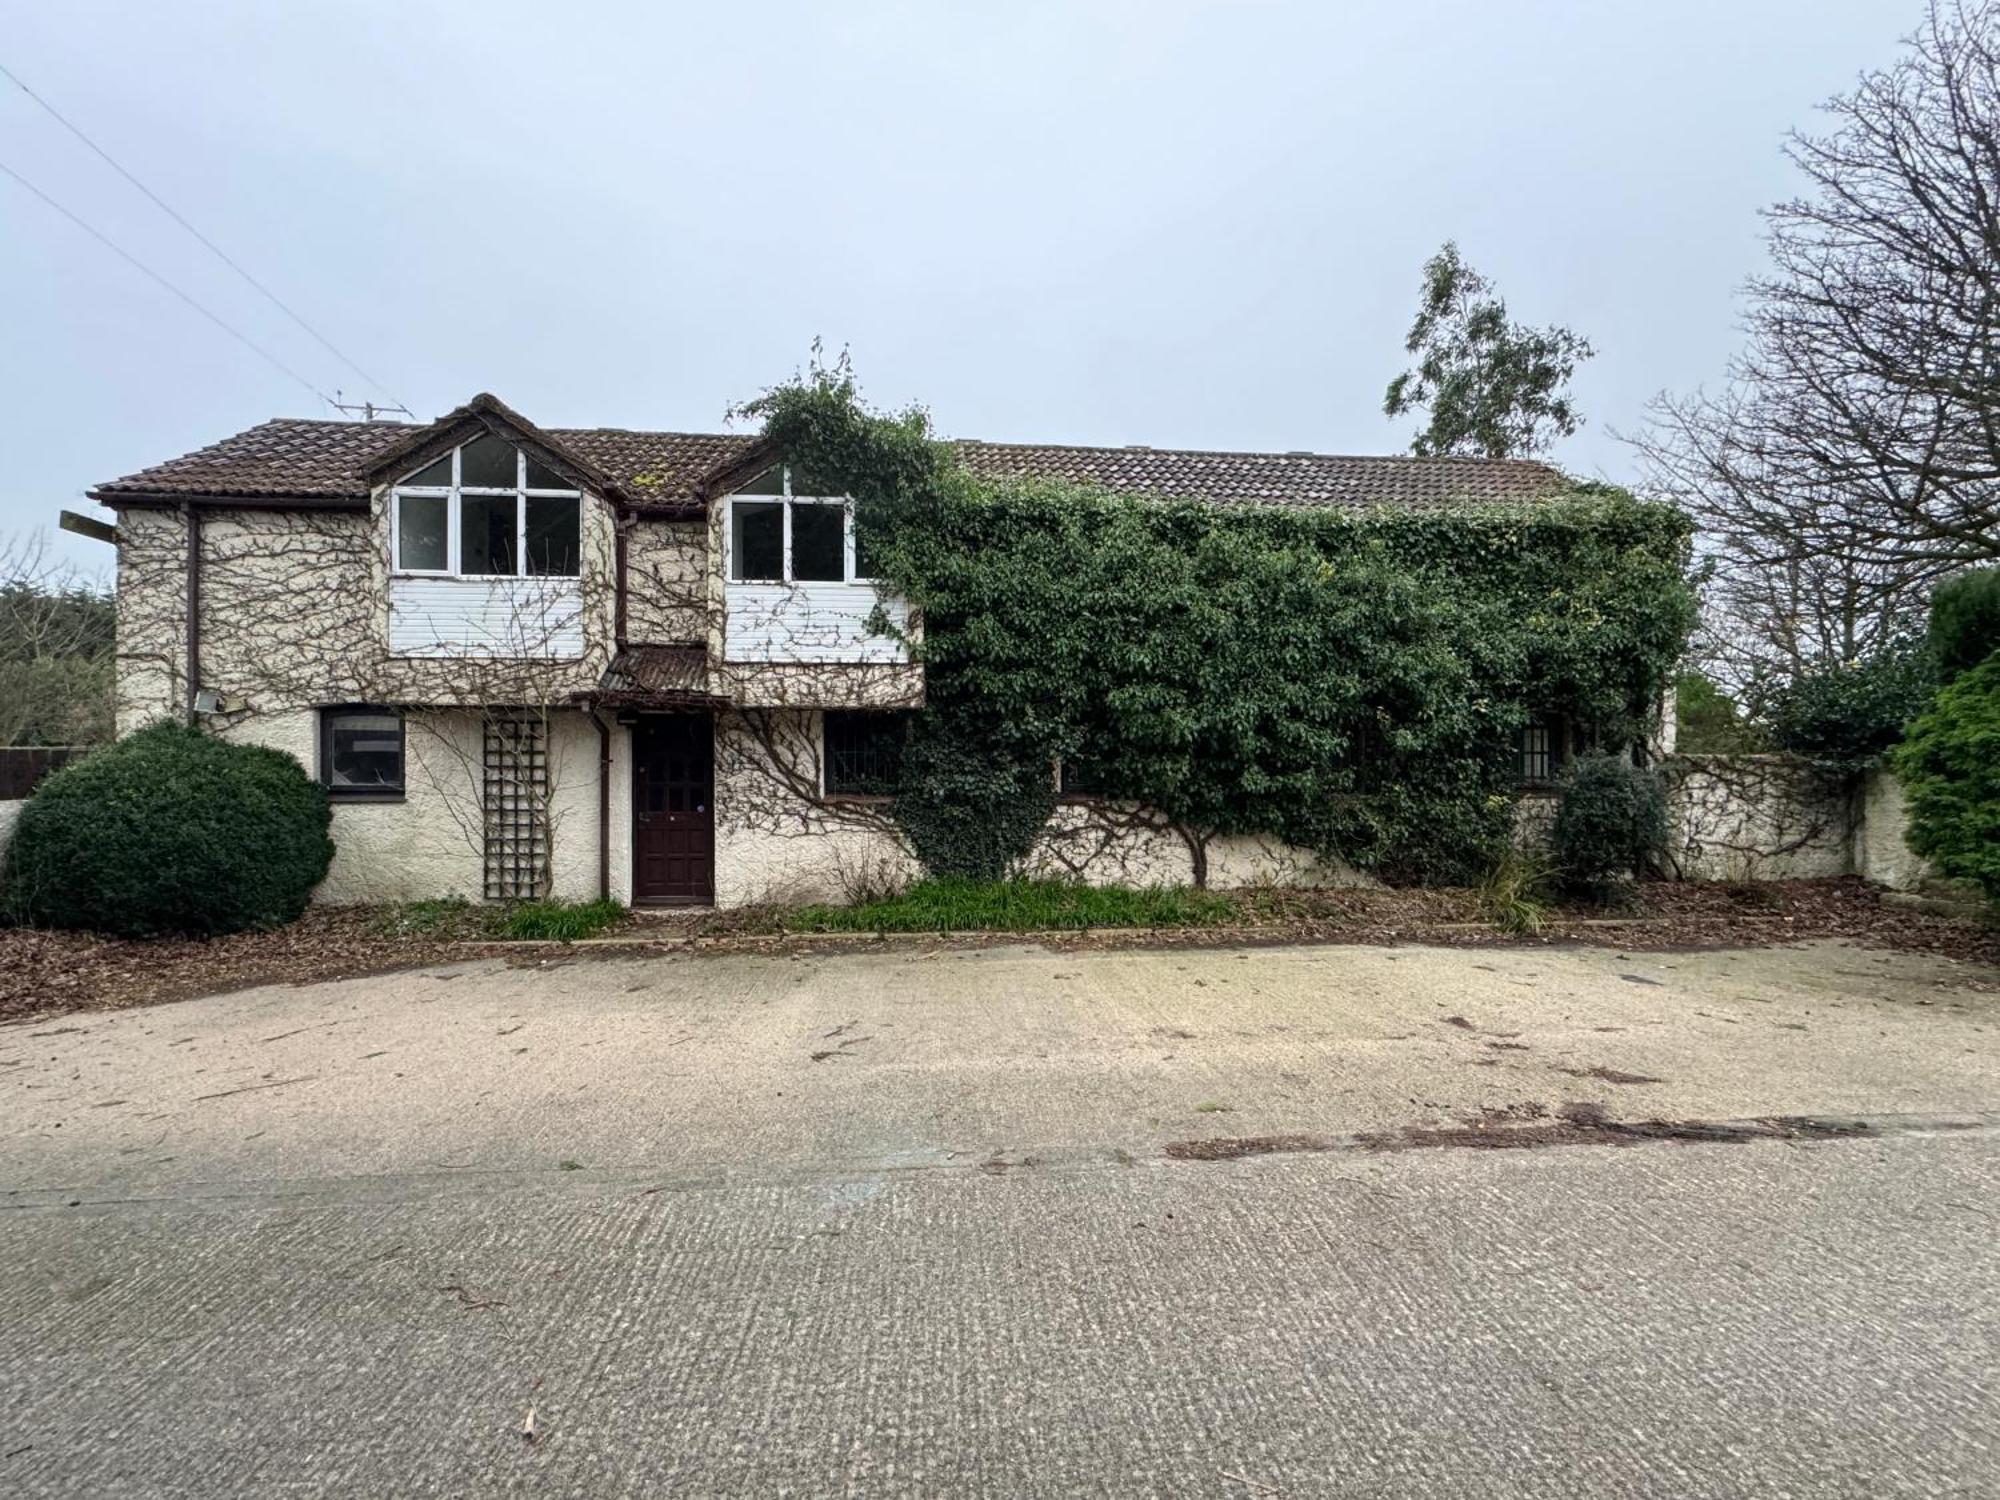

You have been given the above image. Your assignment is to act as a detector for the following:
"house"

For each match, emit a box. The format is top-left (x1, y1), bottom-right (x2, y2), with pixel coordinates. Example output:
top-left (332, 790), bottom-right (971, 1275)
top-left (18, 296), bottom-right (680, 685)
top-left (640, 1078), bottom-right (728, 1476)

top-left (88, 393), bottom-right (1566, 908)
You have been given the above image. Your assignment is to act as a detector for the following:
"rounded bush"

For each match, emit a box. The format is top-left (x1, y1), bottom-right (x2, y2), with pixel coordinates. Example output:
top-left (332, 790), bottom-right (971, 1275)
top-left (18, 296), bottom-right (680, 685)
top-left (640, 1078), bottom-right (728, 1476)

top-left (1894, 654), bottom-right (2000, 902)
top-left (1927, 567), bottom-right (2000, 683)
top-left (1549, 752), bottom-right (1667, 896)
top-left (2, 721), bottom-right (334, 937)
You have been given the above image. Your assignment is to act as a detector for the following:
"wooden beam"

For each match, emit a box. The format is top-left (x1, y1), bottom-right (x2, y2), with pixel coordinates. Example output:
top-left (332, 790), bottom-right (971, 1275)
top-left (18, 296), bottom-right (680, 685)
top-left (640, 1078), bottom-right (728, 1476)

top-left (59, 509), bottom-right (118, 545)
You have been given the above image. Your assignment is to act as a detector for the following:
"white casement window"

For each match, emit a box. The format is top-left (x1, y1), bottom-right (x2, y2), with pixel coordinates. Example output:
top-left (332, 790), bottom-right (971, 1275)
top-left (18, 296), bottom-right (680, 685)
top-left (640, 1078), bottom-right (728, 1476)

top-left (391, 433), bottom-right (582, 579)
top-left (725, 464), bottom-right (874, 584)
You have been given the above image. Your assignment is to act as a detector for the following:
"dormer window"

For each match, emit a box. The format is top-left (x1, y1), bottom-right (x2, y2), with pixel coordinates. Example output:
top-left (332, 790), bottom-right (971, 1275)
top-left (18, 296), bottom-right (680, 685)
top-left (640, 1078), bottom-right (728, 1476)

top-left (392, 432), bottom-right (581, 578)
top-left (725, 465), bottom-right (871, 584)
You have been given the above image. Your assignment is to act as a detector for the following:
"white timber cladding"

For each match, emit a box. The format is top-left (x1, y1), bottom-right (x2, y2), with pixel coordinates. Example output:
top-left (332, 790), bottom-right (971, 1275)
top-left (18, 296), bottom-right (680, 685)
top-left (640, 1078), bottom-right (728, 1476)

top-left (387, 575), bottom-right (586, 657)
top-left (721, 466), bottom-right (913, 665)
top-left (724, 583), bottom-right (911, 664)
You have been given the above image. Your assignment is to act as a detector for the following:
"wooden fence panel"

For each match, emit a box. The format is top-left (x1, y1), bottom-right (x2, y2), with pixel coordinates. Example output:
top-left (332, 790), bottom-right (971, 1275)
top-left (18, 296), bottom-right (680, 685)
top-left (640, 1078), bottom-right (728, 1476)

top-left (0, 747), bottom-right (89, 800)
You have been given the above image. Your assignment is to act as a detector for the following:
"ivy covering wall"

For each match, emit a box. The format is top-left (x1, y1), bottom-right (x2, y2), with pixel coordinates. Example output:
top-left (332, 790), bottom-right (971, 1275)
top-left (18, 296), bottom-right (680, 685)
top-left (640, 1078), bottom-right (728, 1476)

top-left (739, 368), bottom-right (1697, 885)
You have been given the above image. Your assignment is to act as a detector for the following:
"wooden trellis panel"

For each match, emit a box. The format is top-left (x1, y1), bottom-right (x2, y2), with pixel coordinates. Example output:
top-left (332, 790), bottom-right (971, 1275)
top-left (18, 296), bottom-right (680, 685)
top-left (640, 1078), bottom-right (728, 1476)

top-left (483, 715), bottom-right (549, 900)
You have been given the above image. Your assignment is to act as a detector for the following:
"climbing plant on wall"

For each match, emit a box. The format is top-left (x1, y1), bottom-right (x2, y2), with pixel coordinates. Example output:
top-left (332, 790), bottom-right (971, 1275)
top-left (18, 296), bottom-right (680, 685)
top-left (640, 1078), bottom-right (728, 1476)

top-left (735, 362), bottom-right (1697, 885)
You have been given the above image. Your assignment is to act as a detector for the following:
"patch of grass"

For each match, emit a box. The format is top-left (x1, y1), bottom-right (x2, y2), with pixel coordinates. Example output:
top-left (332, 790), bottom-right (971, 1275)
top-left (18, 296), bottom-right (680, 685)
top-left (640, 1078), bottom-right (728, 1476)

top-left (498, 899), bottom-right (626, 943)
top-left (782, 877), bottom-right (1238, 934)
top-left (372, 897), bottom-right (478, 938)
top-left (558, 1159), bottom-right (583, 1171)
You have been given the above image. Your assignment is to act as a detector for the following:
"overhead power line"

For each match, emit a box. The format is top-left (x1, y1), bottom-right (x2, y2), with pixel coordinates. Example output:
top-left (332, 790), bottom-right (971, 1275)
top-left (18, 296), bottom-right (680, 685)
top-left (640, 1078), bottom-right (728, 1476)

top-left (0, 155), bottom-right (332, 406)
top-left (0, 59), bottom-right (404, 407)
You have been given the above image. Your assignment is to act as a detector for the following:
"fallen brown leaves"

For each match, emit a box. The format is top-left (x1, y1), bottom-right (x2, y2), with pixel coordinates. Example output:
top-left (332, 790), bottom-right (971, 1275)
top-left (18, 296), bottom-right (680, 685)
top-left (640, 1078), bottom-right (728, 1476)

top-left (1, 877), bottom-right (1991, 1025)
top-left (0, 907), bottom-right (518, 1024)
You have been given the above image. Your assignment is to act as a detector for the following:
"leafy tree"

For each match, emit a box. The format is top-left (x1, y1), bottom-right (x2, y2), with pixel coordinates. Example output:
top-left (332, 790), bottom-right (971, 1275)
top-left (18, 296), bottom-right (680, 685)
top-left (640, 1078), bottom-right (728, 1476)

top-left (1675, 670), bottom-right (1767, 753)
top-left (1383, 241), bottom-right (1593, 459)
top-left (1634, 2), bottom-right (2000, 694)
top-left (0, 533), bottom-right (114, 746)
top-left (747, 368), bottom-right (1695, 887)
top-left (1765, 643), bottom-right (1936, 771)
top-left (1895, 654), bottom-right (2000, 901)
top-left (1927, 566), bottom-right (2000, 682)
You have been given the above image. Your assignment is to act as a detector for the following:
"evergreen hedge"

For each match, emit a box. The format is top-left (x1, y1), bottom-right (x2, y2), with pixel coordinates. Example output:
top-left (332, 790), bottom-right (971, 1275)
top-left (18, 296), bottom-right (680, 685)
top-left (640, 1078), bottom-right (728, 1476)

top-left (1927, 567), bottom-right (2000, 683)
top-left (2, 721), bottom-right (334, 937)
top-left (1894, 653), bottom-right (2000, 901)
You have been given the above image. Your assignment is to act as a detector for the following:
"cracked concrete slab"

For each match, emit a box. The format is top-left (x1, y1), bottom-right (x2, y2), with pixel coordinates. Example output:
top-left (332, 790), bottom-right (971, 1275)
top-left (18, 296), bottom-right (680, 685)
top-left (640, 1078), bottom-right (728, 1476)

top-left (3, 939), bottom-right (1999, 1497)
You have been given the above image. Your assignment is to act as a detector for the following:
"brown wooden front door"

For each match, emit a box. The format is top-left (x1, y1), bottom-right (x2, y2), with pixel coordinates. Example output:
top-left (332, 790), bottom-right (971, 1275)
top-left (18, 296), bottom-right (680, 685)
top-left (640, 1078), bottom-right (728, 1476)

top-left (631, 714), bottom-right (714, 906)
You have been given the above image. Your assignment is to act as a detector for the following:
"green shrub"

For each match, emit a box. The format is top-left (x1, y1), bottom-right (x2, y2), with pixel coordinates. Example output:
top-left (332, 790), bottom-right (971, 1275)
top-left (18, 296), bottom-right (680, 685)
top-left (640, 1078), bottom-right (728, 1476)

top-left (1765, 645), bottom-right (1935, 771)
top-left (1675, 670), bottom-right (1767, 753)
top-left (1549, 753), bottom-right (1667, 897)
top-left (891, 719), bottom-right (1058, 882)
top-left (497, 898), bottom-right (625, 942)
top-left (784, 877), bottom-right (1238, 933)
top-left (1927, 567), bottom-right (2000, 683)
top-left (1, 720), bottom-right (333, 937)
top-left (1893, 655), bottom-right (2000, 901)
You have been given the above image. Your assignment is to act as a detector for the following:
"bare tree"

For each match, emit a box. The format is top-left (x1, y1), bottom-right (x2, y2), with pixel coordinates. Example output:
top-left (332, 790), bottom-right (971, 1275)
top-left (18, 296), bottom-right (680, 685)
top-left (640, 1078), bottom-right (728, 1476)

top-left (1634, 1), bottom-right (2000, 690)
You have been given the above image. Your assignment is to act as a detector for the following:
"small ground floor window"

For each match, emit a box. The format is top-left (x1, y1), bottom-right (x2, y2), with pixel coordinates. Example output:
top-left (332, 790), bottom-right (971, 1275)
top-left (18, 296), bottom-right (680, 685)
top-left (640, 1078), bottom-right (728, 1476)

top-left (320, 707), bottom-right (404, 799)
top-left (1517, 714), bottom-right (1567, 785)
top-left (823, 711), bottom-right (909, 797)
top-left (1057, 754), bottom-right (1107, 798)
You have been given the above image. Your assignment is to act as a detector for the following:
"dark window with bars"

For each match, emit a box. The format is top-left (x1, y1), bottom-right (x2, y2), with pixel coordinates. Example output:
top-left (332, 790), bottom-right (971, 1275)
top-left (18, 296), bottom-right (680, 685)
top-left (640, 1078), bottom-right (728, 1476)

top-left (823, 711), bottom-right (908, 797)
top-left (483, 715), bottom-right (550, 899)
top-left (1517, 715), bottom-right (1566, 784)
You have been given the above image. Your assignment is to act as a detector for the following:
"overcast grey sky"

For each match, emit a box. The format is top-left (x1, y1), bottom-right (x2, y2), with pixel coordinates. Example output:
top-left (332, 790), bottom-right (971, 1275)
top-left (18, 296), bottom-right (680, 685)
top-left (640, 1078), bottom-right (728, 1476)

top-left (3, 0), bottom-right (1917, 575)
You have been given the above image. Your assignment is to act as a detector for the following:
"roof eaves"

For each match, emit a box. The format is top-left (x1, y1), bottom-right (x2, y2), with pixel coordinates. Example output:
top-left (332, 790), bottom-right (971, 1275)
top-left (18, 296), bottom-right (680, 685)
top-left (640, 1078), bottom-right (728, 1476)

top-left (690, 434), bottom-right (779, 504)
top-left (86, 487), bottom-right (370, 510)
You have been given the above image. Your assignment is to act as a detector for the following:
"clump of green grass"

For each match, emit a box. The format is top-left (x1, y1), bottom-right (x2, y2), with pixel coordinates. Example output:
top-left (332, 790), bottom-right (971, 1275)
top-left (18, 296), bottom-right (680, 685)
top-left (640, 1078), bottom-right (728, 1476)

top-left (498, 898), bottom-right (626, 942)
top-left (372, 897), bottom-right (477, 937)
top-left (1477, 850), bottom-right (1559, 936)
top-left (783, 877), bottom-right (1238, 934)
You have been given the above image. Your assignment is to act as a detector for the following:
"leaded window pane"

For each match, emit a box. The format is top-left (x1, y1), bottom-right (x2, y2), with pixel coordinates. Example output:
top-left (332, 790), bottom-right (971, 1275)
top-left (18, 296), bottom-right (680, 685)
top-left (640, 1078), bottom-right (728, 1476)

top-left (824, 712), bottom-right (907, 796)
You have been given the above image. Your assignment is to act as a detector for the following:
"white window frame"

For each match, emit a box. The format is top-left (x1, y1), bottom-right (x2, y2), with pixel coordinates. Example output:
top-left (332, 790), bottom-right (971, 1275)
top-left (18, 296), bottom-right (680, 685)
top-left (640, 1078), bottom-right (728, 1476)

top-left (391, 442), bottom-right (583, 580)
top-left (725, 465), bottom-right (867, 585)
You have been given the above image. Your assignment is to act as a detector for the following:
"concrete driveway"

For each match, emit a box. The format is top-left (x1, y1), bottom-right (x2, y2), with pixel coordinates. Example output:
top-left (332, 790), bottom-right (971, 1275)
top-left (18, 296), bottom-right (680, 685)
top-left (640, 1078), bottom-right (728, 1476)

top-left (4, 939), bottom-right (1998, 1496)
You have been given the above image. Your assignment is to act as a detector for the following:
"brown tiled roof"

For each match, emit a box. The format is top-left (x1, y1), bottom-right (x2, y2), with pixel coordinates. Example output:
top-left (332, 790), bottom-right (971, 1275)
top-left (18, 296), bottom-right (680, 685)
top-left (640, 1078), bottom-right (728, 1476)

top-left (955, 440), bottom-right (1561, 509)
top-left (91, 411), bottom-right (1564, 512)
top-left (585, 645), bottom-right (726, 709)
